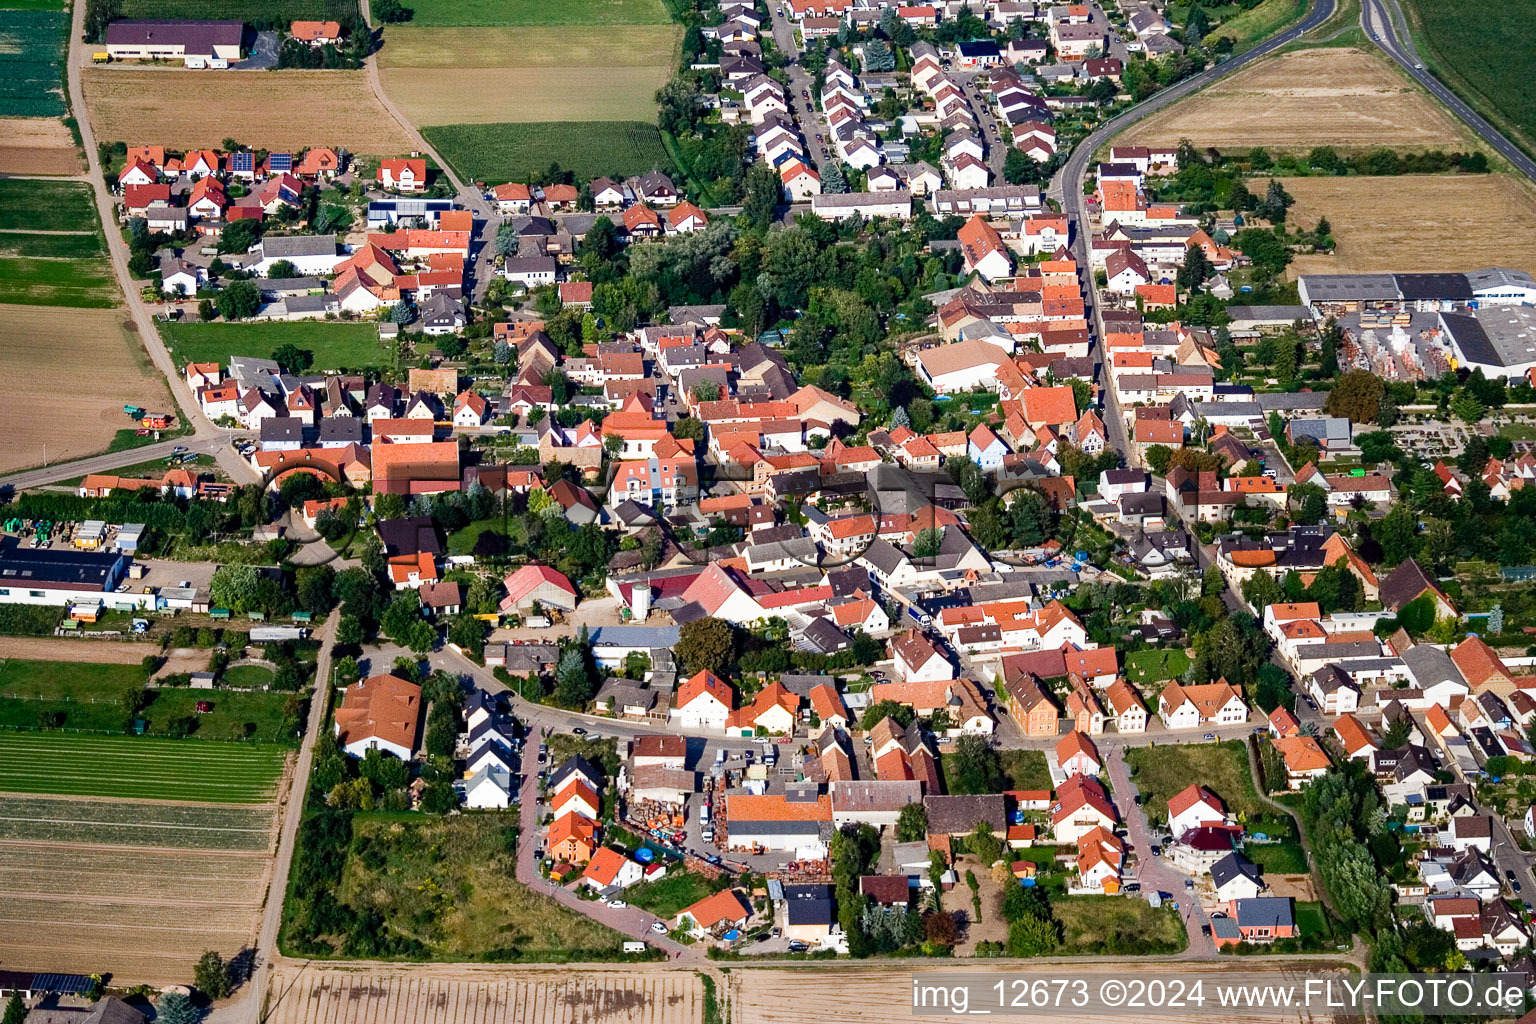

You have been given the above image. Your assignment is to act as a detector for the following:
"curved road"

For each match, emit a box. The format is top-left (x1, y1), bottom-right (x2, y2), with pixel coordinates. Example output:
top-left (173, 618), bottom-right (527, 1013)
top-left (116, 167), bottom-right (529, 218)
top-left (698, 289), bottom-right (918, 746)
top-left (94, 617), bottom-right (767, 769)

top-left (1362, 0), bottom-right (1536, 182)
top-left (1050, 0), bottom-right (1336, 464)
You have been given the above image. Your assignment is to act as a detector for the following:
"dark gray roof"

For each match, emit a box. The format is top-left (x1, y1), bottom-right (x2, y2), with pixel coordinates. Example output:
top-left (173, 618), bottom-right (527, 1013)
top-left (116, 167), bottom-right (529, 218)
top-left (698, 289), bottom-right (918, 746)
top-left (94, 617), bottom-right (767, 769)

top-left (260, 233), bottom-right (339, 258)
top-left (105, 18), bottom-right (242, 55)
top-left (1255, 391), bottom-right (1327, 412)
top-left (318, 417), bottom-right (363, 443)
top-left (1210, 851), bottom-right (1259, 889)
top-left (1379, 558), bottom-right (1440, 612)
top-left (1233, 897), bottom-right (1293, 929)
top-left (924, 793), bottom-right (1006, 835)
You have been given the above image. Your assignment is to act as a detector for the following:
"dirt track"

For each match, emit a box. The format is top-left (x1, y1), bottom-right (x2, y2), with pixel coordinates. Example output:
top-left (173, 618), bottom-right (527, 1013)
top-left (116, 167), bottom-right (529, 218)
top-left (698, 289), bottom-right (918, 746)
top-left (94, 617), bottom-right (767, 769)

top-left (0, 635), bottom-right (209, 676)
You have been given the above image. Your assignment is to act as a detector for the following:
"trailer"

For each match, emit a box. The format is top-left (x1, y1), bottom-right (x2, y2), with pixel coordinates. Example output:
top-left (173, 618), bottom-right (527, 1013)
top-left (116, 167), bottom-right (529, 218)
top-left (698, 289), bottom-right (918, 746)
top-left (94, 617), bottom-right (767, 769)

top-left (123, 404), bottom-right (143, 418)
top-left (250, 625), bottom-right (308, 642)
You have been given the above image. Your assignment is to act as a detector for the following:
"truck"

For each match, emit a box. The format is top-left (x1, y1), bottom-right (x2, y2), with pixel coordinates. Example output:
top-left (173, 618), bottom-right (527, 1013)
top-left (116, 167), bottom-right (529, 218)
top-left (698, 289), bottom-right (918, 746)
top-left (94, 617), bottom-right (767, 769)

top-left (122, 404), bottom-right (143, 418)
top-left (906, 605), bottom-right (930, 627)
top-left (140, 413), bottom-right (174, 429)
top-left (250, 625), bottom-right (308, 642)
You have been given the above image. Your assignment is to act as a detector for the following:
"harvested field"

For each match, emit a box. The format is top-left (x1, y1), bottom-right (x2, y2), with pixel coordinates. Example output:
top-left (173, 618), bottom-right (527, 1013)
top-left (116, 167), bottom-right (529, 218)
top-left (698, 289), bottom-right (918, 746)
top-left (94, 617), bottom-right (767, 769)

top-left (0, 795), bottom-right (274, 849)
top-left (379, 25), bottom-right (679, 68)
top-left (1282, 174), bottom-right (1536, 276)
top-left (1117, 47), bottom-right (1475, 152)
top-left (0, 306), bottom-right (164, 473)
top-left (0, 116), bottom-right (80, 175)
top-left (81, 68), bottom-right (415, 155)
top-left (0, 794), bottom-right (275, 983)
top-left (263, 967), bottom-right (707, 1024)
top-left (0, 636), bottom-right (199, 666)
top-left (0, 731), bottom-right (287, 802)
top-left (120, 0), bottom-right (359, 22)
top-left (384, 66), bottom-right (674, 125)
top-left (389, 0), bottom-right (671, 27)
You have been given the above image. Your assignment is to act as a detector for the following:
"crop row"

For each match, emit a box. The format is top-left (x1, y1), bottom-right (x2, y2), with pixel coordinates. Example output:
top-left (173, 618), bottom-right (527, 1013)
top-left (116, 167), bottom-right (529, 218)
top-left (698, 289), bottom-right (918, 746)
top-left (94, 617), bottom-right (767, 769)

top-left (0, 796), bottom-right (274, 850)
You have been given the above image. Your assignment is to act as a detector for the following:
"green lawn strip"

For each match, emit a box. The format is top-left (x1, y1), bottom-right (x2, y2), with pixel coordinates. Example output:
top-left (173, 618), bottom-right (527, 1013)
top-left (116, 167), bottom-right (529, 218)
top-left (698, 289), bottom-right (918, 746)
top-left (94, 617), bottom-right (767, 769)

top-left (1124, 647), bottom-right (1190, 685)
top-left (0, 255), bottom-right (116, 307)
top-left (0, 178), bottom-right (94, 232)
top-left (0, 794), bottom-right (274, 850)
top-left (0, 231), bottom-right (107, 260)
top-left (623, 868), bottom-right (724, 918)
top-left (387, 0), bottom-right (670, 28)
top-left (159, 320), bottom-right (388, 371)
top-left (1055, 895), bottom-right (1187, 954)
top-left (660, 129), bottom-right (722, 208)
top-left (999, 748), bottom-right (1051, 790)
top-left (119, 0), bottom-right (359, 21)
top-left (224, 664), bottom-right (276, 687)
top-left (424, 121), bottom-right (672, 186)
top-left (0, 732), bottom-right (285, 802)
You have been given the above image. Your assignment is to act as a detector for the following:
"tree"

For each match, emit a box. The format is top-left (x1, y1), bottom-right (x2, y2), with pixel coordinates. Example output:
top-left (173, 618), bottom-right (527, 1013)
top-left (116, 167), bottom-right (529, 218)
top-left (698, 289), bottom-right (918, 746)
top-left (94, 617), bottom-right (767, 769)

top-left (265, 259), bottom-right (298, 279)
top-left (913, 527), bottom-right (944, 557)
top-left (555, 645), bottom-right (594, 706)
top-left (1177, 243), bottom-right (1212, 292)
top-left (2, 993), bottom-right (27, 1024)
top-left (84, 0), bottom-right (121, 41)
top-left (896, 802), bottom-right (928, 842)
top-left (210, 564), bottom-right (264, 613)
top-left (740, 161), bottom-right (782, 231)
top-left (1182, 3), bottom-right (1208, 43)
top-left (389, 298), bottom-right (415, 325)
top-left (156, 994), bottom-right (199, 1024)
top-left (676, 617), bottom-right (734, 677)
top-left (820, 161), bottom-right (850, 195)
top-left (1228, 178), bottom-right (1252, 213)
top-left (948, 735), bottom-right (1002, 795)
top-left (1192, 614), bottom-right (1269, 687)
top-left (216, 279), bottom-right (261, 321)
top-left (860, 699), bottom-right (915, 731)
top-left (1007, 911), bottom-right (1061, 957)
top-left (1450, 390), bottom-right (1486, 424)
top-left (217, 217), bottom-right (261, 255)
top-left (272, 342), bottom-right (313, 374)
top-left (373, 0), bottom-right (413, 21)
top-left (194, 949), bottom-right (231, 999)
top-left (968, 821), bottom-right (1003, 864)
top-left (863, 38), bottom-right (895, 72)
top-left (1144, 444), bottom-right (1174, 476)
top-left (1324, 369), bottom-right (1385, 423)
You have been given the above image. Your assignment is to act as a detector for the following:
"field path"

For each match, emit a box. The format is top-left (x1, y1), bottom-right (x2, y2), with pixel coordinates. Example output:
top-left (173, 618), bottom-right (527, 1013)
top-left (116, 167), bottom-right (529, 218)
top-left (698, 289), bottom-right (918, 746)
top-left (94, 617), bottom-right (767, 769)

top-left (0, 635), bottom-right (205, 665)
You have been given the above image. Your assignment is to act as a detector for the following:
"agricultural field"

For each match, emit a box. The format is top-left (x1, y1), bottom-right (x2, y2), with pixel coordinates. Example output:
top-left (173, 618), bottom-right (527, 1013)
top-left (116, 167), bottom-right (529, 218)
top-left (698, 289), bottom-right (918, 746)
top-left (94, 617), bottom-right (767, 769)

top-left (0, 306), bottom-right (167, 474)
top-left (0, 179), bottom-right (117, 307)
top-left (265, 967), bottom-right (707, 1024)
top-left (159, 319), bottom-right (391, 371)
top-left (384, 0), bottom-right (672, 27)
top-left (0, 796), bottom-right (275, 982)
top-left (0, 115), bottom-right (81, 175)
top-left (0, 8), bottom-right (67, 117)
top-left (385, 67), bottom-right (674, 126)
top-left (120, 0), bottom-right (358, 22)
top-left (81, 69), bottom-right (416, 155)
top-left (425, 121), bottom-right (672, 186)
top-left (379, 25), bottom-right (679, 68)
top-left (335, 814), bottom-right (626, 960)
top-left (0, 255), bottom-right (116, 307)
top-left (1405, 0), bottom-right (1536, 151)
top-left (1117, 48), bottom-right (1476, 153)
top-left (1284, 174), bottom-right (1536, 276)
top-left (0, 177), bottom-right (96, 231)
top-left (0, 731), bottom-right (287, 802)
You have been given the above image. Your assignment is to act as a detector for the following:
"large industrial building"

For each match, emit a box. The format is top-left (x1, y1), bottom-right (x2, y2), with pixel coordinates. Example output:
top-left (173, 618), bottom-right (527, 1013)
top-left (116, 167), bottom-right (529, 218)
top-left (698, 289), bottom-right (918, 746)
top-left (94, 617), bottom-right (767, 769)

top-left (104, 20), bottom-right (244, 67)
top-left (0, 540), bottom-right (146, 609)
top-left (1438, 307), bottom-right (1536, 379)
top-left (1297, 268), bottom-right (1536, 315)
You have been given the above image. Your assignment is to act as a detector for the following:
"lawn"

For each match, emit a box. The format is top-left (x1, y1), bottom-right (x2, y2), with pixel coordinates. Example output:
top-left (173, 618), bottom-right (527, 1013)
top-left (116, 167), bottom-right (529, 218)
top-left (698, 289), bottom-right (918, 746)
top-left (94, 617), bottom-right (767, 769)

top-left (0, 255), bottom-right (116, 308)
top-left (1405, 0), bottom-right (1536, 148)
top-left (1293, 900), bottom-right (1331, 938)
top-left (159, 320), bottom-right (389, 372)
top-left (424, 121), bottom-right (672, 185)
top-left (0, 232), bottom-right (105, 260)
top-left (224, 664), bottom-right (276, 687)
top-left (0, 8), bottom-right (67, 117)
top-left (1124, 741), bottom-right (1263, 826)
top-left (999, 748), bottom-right (1052, 791)
top-left (341, 815), bottom-right (627, 959)
top-left (1055, 895), bottom-right (1187, 955)
top-left (387, 0), bottom-right (670, 27)
top-left (119, 0), bottom-right (359, 24)
top-left (447, 518), bottom-right (510, 557)
top-left (623, 867), bottom-right (724, 918)
top-left (0, 731), bottom-right (287, 802)
top-left (0, 658), bottom-right (304, 744)
top-left (1500, 423), bottom-right (1536, 441)
top-left (1245, 840), bottom-right (1310, 874)
top-left (1124, 647), bottom-right (1191, 685)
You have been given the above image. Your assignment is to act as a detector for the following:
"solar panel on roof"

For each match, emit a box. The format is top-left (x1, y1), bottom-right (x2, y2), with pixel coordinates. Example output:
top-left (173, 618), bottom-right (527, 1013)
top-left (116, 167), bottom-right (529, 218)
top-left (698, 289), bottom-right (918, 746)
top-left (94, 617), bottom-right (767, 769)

top-left (33, 973), bottom-right (92, 994)
top-left (268, 152), bottom-right (292, 171)
top-left (232, 152), bottom-right (253, 171)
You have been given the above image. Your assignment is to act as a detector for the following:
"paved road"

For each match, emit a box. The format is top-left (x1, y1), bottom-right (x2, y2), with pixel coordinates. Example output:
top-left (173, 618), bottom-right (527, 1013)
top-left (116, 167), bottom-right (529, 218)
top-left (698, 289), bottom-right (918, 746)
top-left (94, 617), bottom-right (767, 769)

top-left (1103, 745), bottom-right (1217, 959)
top-left (765, 7), bottom-right (833, 172)
top-left (0, 433), bottom-right (246, 492)
top-left (1362, 0), bottom-right (1536, 182)
top-left (1050, 0), bottom-right (1337, 464)
top-left (238, 614), bottom-right (340, 1024)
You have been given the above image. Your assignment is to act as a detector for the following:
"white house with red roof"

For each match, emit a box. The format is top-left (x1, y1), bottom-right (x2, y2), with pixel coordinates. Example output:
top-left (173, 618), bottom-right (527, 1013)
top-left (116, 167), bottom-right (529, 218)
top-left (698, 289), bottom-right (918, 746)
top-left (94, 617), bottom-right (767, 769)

top-left (672, 669), bottom-right (734, 731)
top-left (892, 628), bottom-right (954, 684)
top-left (1167, 784), bottom-right (1232, 837)
top-left (581, 847), bottom-right (644, 891)
top-left (378, 158), bottom-right (428, 193)
top-left (452, 389), bottom-right (489, 428)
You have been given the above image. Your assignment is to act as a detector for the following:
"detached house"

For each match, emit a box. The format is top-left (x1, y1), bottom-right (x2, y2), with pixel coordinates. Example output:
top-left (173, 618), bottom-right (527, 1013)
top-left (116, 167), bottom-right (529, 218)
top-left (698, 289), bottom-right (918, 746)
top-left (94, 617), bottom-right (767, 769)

top-left (672, 669), bottom-right (734, 731)
top-left (378, 158), bottom-right (428, 193)
top-left (1157, 680), bottom-right (1247, 729)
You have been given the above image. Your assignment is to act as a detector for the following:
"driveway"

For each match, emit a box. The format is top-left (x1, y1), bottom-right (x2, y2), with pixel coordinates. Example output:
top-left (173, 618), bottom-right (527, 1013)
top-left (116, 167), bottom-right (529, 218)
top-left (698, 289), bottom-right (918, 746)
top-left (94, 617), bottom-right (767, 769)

top-left (233, 30), bottom-right (279, 70)
top-left (1102, 744), bottom-right (1217, 958)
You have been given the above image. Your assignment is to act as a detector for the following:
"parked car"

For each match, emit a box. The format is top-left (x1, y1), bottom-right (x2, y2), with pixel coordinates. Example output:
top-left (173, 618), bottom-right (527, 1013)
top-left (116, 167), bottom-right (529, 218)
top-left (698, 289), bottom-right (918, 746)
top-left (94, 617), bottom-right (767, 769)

top-left (651, 921), bottom-right (667, 934)
top-left (610, 900), bottom-right (628, 909)
top-left (1203, 732), bottom-right (1215, 740)
top-left (573, 727), bottom-right (586, 735)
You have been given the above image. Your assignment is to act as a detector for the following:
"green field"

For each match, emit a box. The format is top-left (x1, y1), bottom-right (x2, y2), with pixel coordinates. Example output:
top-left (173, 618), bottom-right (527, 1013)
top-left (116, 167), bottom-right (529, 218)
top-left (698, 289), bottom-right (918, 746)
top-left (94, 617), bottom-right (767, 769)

top-left (0, 8), bottom-right (67, 117)
top-left (1055, 896), bottom-right (1187, 955)
top-left (119, 0), bottom-right (359, 24)
top-left (0, 232), bottom-right (106, 260)
top-left (1204, 0), bottom-right (1307, 52)
top-left (225, 664), bottom-right (277, 687)
top-left (0, 731), bottom-right (287, 802)
top-left (999, 748), bottom-right (1051, 790)
top-left (160, 320), bottom-right (390, 371)
top-left (338, 815), bottom-right (626, 959)
top-left (0, 255), bottom-right (117, 307)
top-left (0, 657), bottom-right (305, 743)
top-left (0, 0), bottom-right (68, 9)
top-left (1246, 840), bottom-right (1309, 874)
top-left (0, 794), bottom-right (274, 849)
top-left (0, 179), bottom-right (95, 232)
top-left (1125, 647), bottom-right (1191, 685)
top-left (1124, 741), bottom-right (1263, 825)
top-left (424, 121), bottom-right (672, 185)
top-left (1407, 0), bottom-right (1536, 149)
top-left (387, 0), bottom-right (669, 27)
top-left (624, 868), bottom-right (726, 918)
